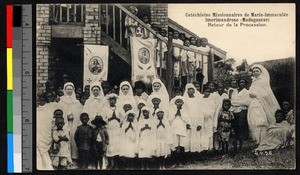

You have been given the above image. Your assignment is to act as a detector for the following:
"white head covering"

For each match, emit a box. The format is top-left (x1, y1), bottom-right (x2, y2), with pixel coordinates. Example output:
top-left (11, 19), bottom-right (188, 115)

top-left (119, 81), bottom-right (134, 99)
top-left (250, 64), bottom-right (280, 125)
top-left (90, 81), bottom-right (105, 97)
top-left (252, 64), bottom-right (270, 84)
top-left (151, 79), bottom-right (169, 100)
top-left (183, 83), bottom-right (202, 99)
top-left (60, 82), bottom-right (78, 104)
top-left (106, 93), bottom-right (119, 100)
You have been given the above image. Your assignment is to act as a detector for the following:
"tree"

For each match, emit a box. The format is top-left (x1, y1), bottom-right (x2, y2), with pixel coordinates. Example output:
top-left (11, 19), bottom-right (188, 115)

top-left (236, 59), bottom-right (248, 72)
top-left (214, 58), bottom-right (235, 82)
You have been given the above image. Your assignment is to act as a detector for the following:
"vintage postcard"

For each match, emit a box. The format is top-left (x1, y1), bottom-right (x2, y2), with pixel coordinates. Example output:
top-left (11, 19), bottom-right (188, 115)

top-left (36, 3), bottom-right (295, 171)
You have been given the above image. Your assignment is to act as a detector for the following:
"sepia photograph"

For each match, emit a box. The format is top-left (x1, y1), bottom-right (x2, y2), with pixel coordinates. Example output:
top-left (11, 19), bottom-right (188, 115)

top-left (36, 3), bottom-right (296, 170)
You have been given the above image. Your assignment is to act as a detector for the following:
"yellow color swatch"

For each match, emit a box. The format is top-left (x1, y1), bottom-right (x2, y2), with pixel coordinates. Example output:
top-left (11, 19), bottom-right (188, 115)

top-left (7, 48), bottom-right (13, 90)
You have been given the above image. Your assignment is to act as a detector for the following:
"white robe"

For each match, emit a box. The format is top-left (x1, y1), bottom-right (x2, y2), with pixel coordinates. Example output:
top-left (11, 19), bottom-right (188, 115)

top-left (201, 96), bottom-right (217, 150)
top-left (137, 116), bottom-right (156, 158)
top-left (184, 97), bottom-right (204, 152)
top-left (36, 106), bottom-right (54, 170)
top-left (103, 105), bottom-right (121, 157)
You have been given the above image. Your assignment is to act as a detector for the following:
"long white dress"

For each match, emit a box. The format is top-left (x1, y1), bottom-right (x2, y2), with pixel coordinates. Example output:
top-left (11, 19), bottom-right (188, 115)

top-left (201, 94), bottom-right (218, 150)
top-left (37, 105), bottom-right (54, 170)
top-left (137, 107), bottom-right (156, 158)
top-left (103, 102), bottom-right (121, 157)
top-left (58, 82), bottom-right (82, 159)
top-left (168, 96), bottom-right (191, 150)
top-left (154, 108), bottom-right (173, 157)
top-left (183, 83), bottom-right (204, 152)
top-left (247, 64), bottom-right (280, 143)
top-left (119, 110), bottom-right (139, 158)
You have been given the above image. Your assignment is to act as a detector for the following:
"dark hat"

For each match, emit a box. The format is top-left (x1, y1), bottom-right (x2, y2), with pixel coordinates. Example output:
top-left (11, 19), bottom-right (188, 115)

top-left (134, 81), bottom-right (146, 90)
top-left (91, 115), bottom-right (107, 126)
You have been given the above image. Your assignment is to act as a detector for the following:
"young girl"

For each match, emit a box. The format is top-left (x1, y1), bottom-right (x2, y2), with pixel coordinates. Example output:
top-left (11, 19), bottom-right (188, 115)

top-left (119, 110), bottom-right (139, 170)
top-left (155, 109), bottom-right (173, 169)
top-left (217, 99), bottom-right (235, 154)
top-left (51, 116), bottom-right (72, 170)
top-left (201, 87), bottom-right (218, 151)
top-left (183, 84), bottom-right (204, 160)
top-left (169, 96), bottom-right (191, 167)
top-left (149, 95), bottom-right (162, 118)
top-left (103, 93), bottom-right (121, 170)
top-left (137, 106), bottom-right (156, 170)
top-left (91, 115), bottom-right (109, 170)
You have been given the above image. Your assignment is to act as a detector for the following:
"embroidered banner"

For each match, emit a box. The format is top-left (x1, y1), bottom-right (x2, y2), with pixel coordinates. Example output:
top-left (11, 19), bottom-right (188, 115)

top-left (83, 45), bottom-right (108, 87)
top-left (130, 37), bottom-right (157, 84)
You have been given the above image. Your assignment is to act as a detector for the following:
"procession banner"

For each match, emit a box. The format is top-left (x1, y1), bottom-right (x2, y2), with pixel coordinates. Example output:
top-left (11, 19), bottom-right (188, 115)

top-left (83, 45), bottom-right (109, 87)
top-left (130, 37), bottom-right (158, 84)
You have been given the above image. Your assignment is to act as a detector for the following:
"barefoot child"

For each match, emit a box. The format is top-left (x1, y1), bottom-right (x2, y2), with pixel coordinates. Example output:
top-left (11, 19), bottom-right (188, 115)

top-left (51, 116), bottom-right (72, 170)
top-left (217, 99), bottom-right (235, 154)
top-left (74, 113), bottom-right (94, 169)
top-left (91, 115), bottom-right (109, 170)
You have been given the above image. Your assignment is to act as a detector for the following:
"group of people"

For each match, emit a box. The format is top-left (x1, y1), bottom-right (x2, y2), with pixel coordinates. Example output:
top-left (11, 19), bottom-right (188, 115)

top-left (37, 64), bottom-right (295, 170)
top-left (125, 5), bottom-right (209, 88)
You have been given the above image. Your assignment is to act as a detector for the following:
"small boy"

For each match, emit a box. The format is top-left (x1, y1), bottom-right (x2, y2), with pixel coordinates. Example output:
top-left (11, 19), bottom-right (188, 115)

top-left (74, 113), bottom-right (94, 169)
top-left (91, 115), bottom-right (109, 170)
top-left (51, 116), bottom-right (72, 170)
top-left (217, 99), bottom-right (235, 154)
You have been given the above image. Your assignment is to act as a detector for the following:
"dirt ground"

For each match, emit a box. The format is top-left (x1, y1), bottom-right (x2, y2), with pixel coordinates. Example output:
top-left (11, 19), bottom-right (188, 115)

top-left (172, 140), bottom-right (295, 170)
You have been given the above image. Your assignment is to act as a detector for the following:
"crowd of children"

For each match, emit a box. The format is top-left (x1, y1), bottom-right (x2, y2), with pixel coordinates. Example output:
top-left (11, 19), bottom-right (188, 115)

top-left (36, 75), bottom-right (295, 170)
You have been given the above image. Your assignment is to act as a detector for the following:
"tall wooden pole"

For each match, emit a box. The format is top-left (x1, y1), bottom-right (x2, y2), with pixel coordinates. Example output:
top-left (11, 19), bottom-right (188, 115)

top-left (208, 47), bottom-right (215, 82)
top-left (166, 32), bottom-right (174, 100)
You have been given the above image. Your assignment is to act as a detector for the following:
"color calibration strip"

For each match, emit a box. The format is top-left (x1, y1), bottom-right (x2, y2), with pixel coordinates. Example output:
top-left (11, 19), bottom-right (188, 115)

top-left (7, 4), bottom-right (14, 173)
top-left (13, 5), bottom-right (23, 173)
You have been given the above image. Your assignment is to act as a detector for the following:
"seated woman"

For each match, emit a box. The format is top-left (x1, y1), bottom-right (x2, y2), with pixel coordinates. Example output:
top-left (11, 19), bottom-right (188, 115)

top-left (254, 109), bottom-right (292, 155)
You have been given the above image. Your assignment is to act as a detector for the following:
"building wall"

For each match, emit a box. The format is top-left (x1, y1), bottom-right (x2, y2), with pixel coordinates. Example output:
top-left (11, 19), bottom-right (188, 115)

top-left (36, 4), bottom-right (51, 93)
top-left (83, 4), bottom-right (101, 44)
top-left (150, 4), bottom-right (168, 30)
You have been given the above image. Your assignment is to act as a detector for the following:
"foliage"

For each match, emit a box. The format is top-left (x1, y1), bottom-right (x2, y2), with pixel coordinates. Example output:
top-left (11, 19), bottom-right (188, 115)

top-left (214, 58), bottom-right (235, 82)
top-left (236, 59), bottom-right (249, 72)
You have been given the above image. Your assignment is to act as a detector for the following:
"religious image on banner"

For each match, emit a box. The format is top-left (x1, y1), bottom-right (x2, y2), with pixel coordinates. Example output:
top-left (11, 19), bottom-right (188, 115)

top-left (130, 37), bottom-right (158, 84)
top-left (83, 45), bottom-right (108, 87)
